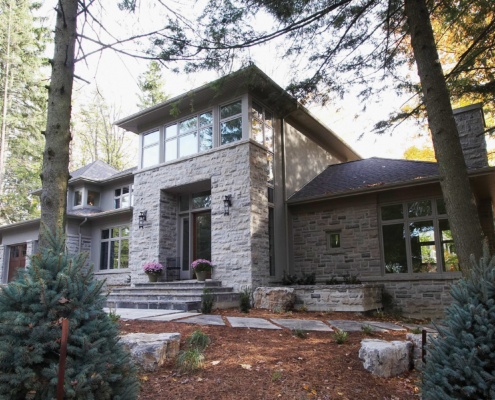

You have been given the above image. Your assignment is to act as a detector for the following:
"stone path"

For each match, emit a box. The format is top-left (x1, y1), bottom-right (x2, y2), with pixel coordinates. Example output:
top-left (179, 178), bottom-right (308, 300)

top-left (106, 308), bottom-right (423, 333)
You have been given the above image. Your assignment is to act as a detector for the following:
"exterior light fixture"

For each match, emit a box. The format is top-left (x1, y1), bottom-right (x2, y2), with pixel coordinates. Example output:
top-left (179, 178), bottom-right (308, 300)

top-left (223, 195), bottom-right (232, 216)
top-left (139, 211), bottom-right (147, 229)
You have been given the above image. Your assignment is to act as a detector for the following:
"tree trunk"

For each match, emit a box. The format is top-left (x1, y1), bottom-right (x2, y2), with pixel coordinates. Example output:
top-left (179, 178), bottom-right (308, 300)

top-left (39, 0), bottom-right (78, 247)
top-left (0, 1), bottom-right (13, 197)
top-left (404, 0), bottom-right (484, 273)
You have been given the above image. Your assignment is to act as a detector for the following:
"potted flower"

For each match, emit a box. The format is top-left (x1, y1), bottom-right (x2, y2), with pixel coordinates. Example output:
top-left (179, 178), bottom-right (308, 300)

top-left (143, 261), bottom-right (164, 283)
top-left (191, 259), bottom-right (213, 281)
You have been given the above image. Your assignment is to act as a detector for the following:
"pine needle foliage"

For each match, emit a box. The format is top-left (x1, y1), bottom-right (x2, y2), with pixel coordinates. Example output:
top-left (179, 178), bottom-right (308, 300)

top-left (421, 241), bottom-right (495, 399)
top-left (0, 232), bottom-right (139, 399)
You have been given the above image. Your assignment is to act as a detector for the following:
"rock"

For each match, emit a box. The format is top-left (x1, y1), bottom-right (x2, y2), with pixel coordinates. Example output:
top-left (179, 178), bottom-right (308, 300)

top-left (406, 332), bottom-right (438, 370)
top-left (358, 339), bottom-right (412, 378)
top-left (120, 332), bottom-right (181, 372)
top-left (253, 287), bottom-right (296, 312)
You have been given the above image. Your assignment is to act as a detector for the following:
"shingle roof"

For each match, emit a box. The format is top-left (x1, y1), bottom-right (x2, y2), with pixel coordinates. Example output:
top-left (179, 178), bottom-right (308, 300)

top-left (289, 157), bottom-right (440, 202)
top-left (70, 160), bottom-right (119, 181)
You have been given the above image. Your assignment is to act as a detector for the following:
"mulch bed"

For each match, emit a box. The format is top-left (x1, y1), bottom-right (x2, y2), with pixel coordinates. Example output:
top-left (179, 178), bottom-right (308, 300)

top-left (119, 309), bottom-right (422, 399)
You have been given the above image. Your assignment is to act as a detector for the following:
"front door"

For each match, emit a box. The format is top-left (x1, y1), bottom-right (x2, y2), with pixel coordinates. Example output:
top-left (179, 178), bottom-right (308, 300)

top-left (179, 212), bottom-right (211, 279)
top-left (8, 243), bottom-right (27, 282)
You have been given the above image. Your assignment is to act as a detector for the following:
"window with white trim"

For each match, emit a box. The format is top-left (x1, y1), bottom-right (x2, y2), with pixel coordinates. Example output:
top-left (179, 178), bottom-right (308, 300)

top-left (142, 130), bottom-right (160, 168)
top-left (114, 185), bottom-right (133, 209)
top-left (220, 100), bottom-right (242, 145)
top-left (74, 190), bottom-right (82, 206)
top-left (100, 226), bottom-right (130, 270)
top-left (164, 111), bottom-right (213, 162)
top-left (381, 198), bottom-right (458, 274)
top-left (251, 101), bottom-right (273, 151)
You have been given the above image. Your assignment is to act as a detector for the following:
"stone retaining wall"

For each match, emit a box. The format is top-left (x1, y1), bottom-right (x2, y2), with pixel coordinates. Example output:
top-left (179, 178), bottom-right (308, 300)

top-left (259, 284), bottom-right (383, 312)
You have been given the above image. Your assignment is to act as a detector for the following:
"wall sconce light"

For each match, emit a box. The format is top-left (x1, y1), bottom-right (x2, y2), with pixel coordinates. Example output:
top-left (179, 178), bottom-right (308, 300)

top-left (139, 211), bottom-right (147, 229)
top-left (223, 195), bottom-right (232, 216)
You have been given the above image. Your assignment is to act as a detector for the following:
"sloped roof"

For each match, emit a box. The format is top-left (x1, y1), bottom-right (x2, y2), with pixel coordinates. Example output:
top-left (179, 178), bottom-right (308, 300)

top-left (70, 160), bottom-right (119, 181)
top-left (289, 157), bottom-right (440, 202)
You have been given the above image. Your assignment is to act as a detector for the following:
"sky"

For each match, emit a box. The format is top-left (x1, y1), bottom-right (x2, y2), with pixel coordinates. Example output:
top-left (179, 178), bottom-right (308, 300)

top-left (40, 0), bottom-right (434, 160)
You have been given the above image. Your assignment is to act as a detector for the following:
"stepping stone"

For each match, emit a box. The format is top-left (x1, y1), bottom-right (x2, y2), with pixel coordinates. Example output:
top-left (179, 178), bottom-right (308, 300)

top-left (364, 321), bottom-right (407, 331)
top-left (402, 323), bottom-right (438, 333)
top-left (328, 320), bottom-right (366, 332)
top-left (105, 308), bottom-right (184, 320)
top-left (175, 315), bottom-right (225, 326)
top-left (227, 317), bottom-right (281, 330)
top-left (142, 312), bottom-right (201, 321)
top-left (271, 319), bottom-right (333, 332)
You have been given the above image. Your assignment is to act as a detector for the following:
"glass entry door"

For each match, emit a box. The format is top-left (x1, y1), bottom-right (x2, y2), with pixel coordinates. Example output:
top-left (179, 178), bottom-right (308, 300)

top-left (180, 212), bottom-right (211, 279)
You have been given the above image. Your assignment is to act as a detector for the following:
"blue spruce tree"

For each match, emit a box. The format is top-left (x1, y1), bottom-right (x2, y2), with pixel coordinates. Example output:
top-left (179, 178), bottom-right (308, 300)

top-left (422, 241), bottom-right (495, 399)
top-left (0, 233), bottom-right (139, 399)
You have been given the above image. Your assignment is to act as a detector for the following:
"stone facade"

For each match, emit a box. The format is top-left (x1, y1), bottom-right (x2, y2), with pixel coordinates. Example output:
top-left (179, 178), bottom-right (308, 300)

top-left (289, 193), bottom-right (462, 318)
top-left (293, 284), bottom-right (383, 312)
top-left (454, 104), bottom-right (488, 169)
top-left (129, 140), bottom-right (271, 291)
top-left (291, 195), bottom-right (382, 279)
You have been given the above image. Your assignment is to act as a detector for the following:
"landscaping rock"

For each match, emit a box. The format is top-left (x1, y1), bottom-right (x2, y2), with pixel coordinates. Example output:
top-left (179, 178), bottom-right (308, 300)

top-left (358, 339), bottom-right (412, 378)
top-left (253, 287), bottom-right (296, 312)
top-left (406, 332), bottom-right (438, 369)
top-left (120, 332), bottom-right (181, 372)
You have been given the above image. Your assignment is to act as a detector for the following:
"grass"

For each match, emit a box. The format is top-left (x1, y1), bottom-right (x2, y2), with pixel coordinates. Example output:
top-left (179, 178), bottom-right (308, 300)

top-left (332, 329), bottom-right (349, 344)
top-left (201, 289), bottom-right (214, 314)
top-left (176, 347), bottom-right (205, 373)
top-left (361, 324), bottom-right (375, 335)
top-left (187, 329), bottom-right (211, 351)
top-left (292, 328), bottom-right (307, 339)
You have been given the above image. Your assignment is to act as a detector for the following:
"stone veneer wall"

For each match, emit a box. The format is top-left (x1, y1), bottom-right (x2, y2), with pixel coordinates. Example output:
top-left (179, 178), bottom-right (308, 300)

top-left (454, 104), bottom-right (488, 169)
top-left (249, 144), bottom-right (271, 288)
top-left (291, 195), bottom-right (382, 279)
top-left (290, 195), bottom-right (459, 318)
top-left (129, 141), bottom-right (271, 290)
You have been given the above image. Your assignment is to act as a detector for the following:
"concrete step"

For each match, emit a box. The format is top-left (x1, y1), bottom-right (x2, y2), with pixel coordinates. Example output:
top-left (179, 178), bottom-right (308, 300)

top-left (106, 280), bottom-right (239, 311)
top-left (108, 292), bottom-right (239, 303)
top-left (106, 299), bottom-right (202, 312)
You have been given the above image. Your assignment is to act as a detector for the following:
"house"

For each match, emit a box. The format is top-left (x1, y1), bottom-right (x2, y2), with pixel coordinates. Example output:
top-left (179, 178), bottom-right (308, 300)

top-left (0, 66), bottom-right (493, 318)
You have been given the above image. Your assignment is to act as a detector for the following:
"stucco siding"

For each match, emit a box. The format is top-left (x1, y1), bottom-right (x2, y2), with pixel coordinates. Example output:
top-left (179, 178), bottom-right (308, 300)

top-left (284, 122), bottom-right (340, 199)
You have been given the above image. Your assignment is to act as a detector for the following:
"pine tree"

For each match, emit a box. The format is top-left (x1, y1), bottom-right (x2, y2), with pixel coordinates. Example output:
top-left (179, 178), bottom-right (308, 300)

top-left (0, 233), bottom-right (139, 399)
top-left (421, 241), bottom-right (495, 399)
top-left (137, 61), bottom-right (169, 110)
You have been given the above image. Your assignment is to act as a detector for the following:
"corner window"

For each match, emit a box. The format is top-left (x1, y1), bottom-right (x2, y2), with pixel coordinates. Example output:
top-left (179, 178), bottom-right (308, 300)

top-left (74, 190), bottom-right (82, 206)
top-left (114, 185), bottom-right (133, 209)
top-left (251, 101), bottom-right (273, 151)
top-left (142, 130), bottom-right (160, 168)
top-left (100, 226), bottom-right (130, 270)
top-left (87, 191), bottom-right (100, 207)
top-left (220, 101), bottom-right (242, 145)
top-left (381, 199), bottom-right (459, 274)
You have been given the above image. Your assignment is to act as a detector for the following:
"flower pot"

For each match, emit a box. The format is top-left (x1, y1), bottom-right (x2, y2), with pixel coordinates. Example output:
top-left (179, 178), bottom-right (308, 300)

top-left (147, 273), bottom-right (159, 283)
top-left (195, 270), bottom-right (207, 282)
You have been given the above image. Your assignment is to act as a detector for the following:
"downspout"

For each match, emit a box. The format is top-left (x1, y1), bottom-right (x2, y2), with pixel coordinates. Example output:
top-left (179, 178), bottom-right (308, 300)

top-left (78, 218), bottom-right (88, 253)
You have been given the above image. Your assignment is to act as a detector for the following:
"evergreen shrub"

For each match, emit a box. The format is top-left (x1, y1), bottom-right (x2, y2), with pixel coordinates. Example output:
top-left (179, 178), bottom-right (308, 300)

top-left (0, 233), bottom-right (139, 399)
top-left (422, 242), bottom-right (495, 399)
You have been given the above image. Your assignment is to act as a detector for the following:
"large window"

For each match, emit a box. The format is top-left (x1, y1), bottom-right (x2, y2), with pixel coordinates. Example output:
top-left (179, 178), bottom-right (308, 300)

top-left (164, 111), bottom-right (214, 162)
top-left (114, 185), bottom-right (133, 209)
top-left (381, 199), bottom-right (458, 274)
top-left (100, 226), bottom-right (130, 270)
top-left (220, 100), bottom-right (242, 145)
top-left (142, 130), bottom-right (160, 168)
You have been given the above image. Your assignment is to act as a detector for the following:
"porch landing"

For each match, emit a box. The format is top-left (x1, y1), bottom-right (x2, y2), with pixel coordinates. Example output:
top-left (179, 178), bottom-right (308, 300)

top-left (106, 280), bottom-right (239, 312)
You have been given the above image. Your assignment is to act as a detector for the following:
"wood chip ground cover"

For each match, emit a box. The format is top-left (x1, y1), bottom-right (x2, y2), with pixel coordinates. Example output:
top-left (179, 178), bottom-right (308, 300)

top-left (119, 309), bottom-right (421, 399)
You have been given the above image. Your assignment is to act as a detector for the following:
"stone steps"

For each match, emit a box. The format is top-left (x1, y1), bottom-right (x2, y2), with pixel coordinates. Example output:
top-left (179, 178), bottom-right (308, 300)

top-left (106, 280), bottom-right (239, 311)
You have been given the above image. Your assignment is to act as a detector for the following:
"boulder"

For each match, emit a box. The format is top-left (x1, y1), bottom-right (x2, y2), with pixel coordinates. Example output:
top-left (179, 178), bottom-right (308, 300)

top-left (120, 332), bottom-right (181, 372)
top-left (406, 331), bottom-right (438, 369)
top-left (253, 287), bottom-right (296, 312)
top-left (358, 339), bottom-right (412, 378)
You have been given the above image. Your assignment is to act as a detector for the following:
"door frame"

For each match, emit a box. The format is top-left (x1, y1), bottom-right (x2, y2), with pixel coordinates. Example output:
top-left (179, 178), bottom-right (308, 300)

top-left (8, 243), bottom-right (27, 282)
